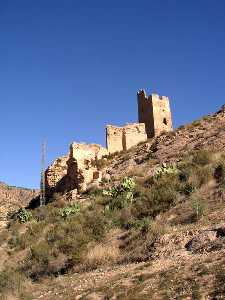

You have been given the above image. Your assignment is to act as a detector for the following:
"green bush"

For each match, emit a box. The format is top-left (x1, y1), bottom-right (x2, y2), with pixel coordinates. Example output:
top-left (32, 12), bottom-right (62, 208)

top-left (132, 174), bottom-right (179, 219)
top-left (21, 208), bottom-right (107, 280)
top-left (17, 208), bottom-right (32, 223)
top-left (103, 177), bottom-right (135, 198)
top-left (130, 217), bottom-right (152, 232)
top-left (103, 177), bottom-right (136, 211)
top-left (154, 163), bottom-right (178, 179)
top-left (60, 203), bottom-right (80, 218)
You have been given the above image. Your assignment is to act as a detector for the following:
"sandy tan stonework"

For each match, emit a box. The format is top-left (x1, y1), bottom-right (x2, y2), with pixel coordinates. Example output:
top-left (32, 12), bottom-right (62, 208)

top-left (106, 123), bottom-right (147, 154)
top-left (137, 89), bottom-right (173, 138)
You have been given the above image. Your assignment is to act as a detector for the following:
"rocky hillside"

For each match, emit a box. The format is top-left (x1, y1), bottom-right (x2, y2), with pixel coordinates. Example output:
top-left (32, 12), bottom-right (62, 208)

top-left (0, 182), bottom-right (38, 228)
top-left (0, 104), bottom-right (225, 299)
top-left (102, 104), bottom-right (225, 184)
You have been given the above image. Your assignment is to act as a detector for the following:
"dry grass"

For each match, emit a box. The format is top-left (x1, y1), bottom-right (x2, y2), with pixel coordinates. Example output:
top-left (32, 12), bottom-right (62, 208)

top-left (85, 243), bottom-right (120, 269)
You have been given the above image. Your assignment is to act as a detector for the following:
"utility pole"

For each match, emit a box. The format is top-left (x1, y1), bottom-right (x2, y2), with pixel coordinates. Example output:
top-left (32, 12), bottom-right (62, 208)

top-left (40, 141), bottom-right (46, 206)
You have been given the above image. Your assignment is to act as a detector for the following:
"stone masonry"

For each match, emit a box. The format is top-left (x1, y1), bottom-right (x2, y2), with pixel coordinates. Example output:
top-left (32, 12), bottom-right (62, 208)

top-left (106, 89), bottom-right (173, 153)
top-left (45, 143), bottom-right (108, 198)
top-left (106, 123), bottom-right (147, 154)
top-left (45, 88), bottom-right (173, 197)
top-left (137, 89), bottom-right (173, 138)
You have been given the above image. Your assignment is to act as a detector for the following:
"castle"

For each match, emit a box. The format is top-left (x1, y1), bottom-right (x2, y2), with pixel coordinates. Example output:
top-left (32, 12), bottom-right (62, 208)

top-left (45, 89), bottom-right (173, 198)
top-left (106, 89), bottom-right (173, 153)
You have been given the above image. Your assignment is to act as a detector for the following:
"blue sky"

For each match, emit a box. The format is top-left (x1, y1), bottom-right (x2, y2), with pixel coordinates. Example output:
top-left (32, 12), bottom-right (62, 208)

top-left (0, 0), bottom-right (225, 188)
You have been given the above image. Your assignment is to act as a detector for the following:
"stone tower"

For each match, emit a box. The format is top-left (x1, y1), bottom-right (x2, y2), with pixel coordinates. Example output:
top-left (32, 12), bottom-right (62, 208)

top-left (137, 89), bottom-right (173, 138)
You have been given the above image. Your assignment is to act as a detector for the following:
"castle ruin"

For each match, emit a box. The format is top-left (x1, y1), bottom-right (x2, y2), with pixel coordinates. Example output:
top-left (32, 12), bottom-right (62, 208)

top-left (45, 88), bottom-right (173, 198)
top-left (106, 89), bottom-right (173, 153)
top-left (106, 123), bottom-right (147, 154)
top-left (137, 90), bottom-right (173, 138)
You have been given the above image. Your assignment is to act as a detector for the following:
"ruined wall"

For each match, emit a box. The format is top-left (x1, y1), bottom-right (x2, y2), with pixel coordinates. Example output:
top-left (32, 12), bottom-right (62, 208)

top-left (45, 143), bottom-right (108, 198)
top-left (106, 123), bottom-right (147, 154)
top-left (137, 90), bottom-right (155, 138)
top-left (106, 126), bottom-right (124, 154)
top-left (69, 143), bottom-right (108, 192)
top-left (123, 123), bottom-right (147, 150)
top-left (151, 94), bottom-right (173, 136)
top-left (137, 90), bottom-right (173, 138)
top-left (45, 155), bottom-right (69, 197)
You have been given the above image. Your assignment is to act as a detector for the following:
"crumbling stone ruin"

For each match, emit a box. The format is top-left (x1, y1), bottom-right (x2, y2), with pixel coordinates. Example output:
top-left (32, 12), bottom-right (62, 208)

top-left (45, 89), bottom-right (173, 197)
top-left (45, 143), bottom-right (108, 199)
top-left (106, 89), bottom-right (173, 153)
top-left (106, 123), bottom-right (147, 154)
top-left (137, 90), bottom-right (173, 138)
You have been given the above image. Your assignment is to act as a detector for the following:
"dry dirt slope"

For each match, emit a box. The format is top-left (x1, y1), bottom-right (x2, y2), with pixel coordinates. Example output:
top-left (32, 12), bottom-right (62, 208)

top-left (0, 182), bottom-right (38, 228)
top-left (0, 105), bottom-right (225, 300)
top-left (30, 105), bottom-right (225, 299)
top-left (103, 104), bottom-right (225, 183)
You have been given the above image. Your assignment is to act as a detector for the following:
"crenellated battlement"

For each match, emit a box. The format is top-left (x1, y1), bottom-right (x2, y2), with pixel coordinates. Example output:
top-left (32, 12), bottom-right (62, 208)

top-left (106, 89), bottom-right (173, 153)
top-left (137, 89), bottom-right (172, 138)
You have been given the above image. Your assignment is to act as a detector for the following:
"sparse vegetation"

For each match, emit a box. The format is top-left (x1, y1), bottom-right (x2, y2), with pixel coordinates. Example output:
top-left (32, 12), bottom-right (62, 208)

top-left (1, 145), bottom-right (225, 298)
top-left (191, 198), bottom-right (207, 221)
top-left (0, 267), bottom-right (29, 299)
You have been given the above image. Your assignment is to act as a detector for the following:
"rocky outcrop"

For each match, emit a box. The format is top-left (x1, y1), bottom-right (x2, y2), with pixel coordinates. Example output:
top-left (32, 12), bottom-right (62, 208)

top-left (185, 225), bottom-right (225, 253)
top-left (105, 104), bottom-right (225, 180)
top-left (45, 143), bottom-right (108, 198)
top-left (0, 182), bottom-right (38, 228)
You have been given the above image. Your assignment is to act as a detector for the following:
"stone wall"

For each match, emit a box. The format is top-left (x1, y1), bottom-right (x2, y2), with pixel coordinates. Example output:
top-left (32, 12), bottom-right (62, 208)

top-left (45, 155), bottom-right (69, 197)
top-left (69, 143), bottom-right (108, 192)
top-left (45, 143), bottom-right (108, 198)
top-left (106, 123), bottom-right (147, 154)
top-left (106, 126), bottom-right (124, 154)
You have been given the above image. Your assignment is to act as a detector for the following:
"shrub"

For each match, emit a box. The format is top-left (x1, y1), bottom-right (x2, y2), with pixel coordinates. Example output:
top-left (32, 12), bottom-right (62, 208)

top-left (180, 183), bottom-right (196, 195)
top-left (121, 220), bottom-right (166, 263)
top-left (0, 268), bottom-right (25, 295)
top-left (84, 243), bottom-right (119, 270)
top-left (60, 203), bottom-right (80, 218)
top-left (188, 165), bottom-right (213, 188)
top-left (17, 221), bottom-right (46, 250)
top-left (83, 210), bottom-right (106, 241)
top-left (23, 238), bottom-right (67, 280)
top-left (214, 159), bottom-right (225, 183)
top-left (192, 150), bottom-right (213, 166)
top-left (154, 163), bottom-right (178, 179)
top-left (103, 177), bottom-right (135, 197)
top-left (17, 208), bottom-right (32, 223)
top-left (0, 230), bottom-right (9, 246)
top-left (130, 217), bottom-right (152, 233)
top-left (132, 174), bottom-right (179, 219)
top-left (33, 206), bottom-right (49, 221)
top-left (191, 120), bottom-right (201, 127)
top-left (103, 177), bottom-right (136, 210)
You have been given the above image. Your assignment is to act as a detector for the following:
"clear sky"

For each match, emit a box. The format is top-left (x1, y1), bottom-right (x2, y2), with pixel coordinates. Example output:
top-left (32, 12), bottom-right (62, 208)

top-left (0, 0), bottom-right (225, 188)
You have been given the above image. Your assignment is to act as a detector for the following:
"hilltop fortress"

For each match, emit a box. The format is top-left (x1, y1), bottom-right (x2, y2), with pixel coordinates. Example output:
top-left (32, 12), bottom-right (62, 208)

top-left (45, 89), bottom-right (173, 198)
top-left (106, 90), bottom-right (173, 153)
